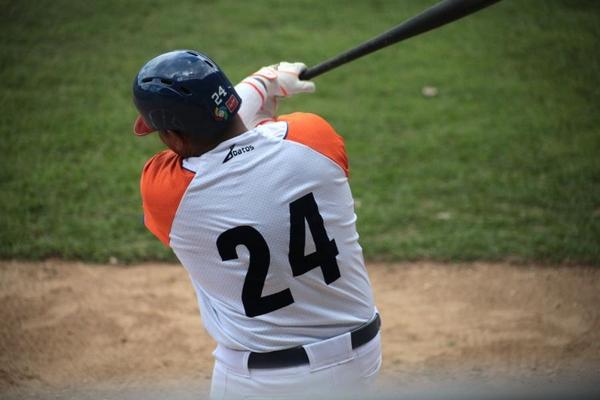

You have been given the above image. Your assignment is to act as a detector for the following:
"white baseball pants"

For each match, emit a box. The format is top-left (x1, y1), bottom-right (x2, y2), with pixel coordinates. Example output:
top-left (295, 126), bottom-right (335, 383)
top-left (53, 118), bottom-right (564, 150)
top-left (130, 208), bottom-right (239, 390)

top-left (209, 333), bottom-right (382, 399)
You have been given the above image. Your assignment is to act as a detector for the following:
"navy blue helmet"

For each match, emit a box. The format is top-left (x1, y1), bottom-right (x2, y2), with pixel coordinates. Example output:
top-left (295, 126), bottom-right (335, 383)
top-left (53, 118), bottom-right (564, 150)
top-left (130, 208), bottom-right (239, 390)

top-left (133, 50), bottom-right (242, 138)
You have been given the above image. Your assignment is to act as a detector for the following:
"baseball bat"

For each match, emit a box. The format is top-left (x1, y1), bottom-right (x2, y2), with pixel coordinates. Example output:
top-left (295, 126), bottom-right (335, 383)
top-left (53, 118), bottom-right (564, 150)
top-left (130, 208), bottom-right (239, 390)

top-left (299, 0), bottom-right (501, 80)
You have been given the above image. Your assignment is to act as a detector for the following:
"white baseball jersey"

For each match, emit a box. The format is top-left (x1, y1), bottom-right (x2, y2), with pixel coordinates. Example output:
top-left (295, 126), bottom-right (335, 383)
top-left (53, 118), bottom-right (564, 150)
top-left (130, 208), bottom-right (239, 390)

top-left (141, 113), bottom-right (375, 352)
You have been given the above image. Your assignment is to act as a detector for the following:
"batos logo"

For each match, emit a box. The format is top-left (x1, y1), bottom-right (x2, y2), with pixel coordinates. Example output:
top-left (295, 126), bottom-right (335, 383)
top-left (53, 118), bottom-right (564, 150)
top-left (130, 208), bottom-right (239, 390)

top-left (223, 144), bottom-right (255, 163)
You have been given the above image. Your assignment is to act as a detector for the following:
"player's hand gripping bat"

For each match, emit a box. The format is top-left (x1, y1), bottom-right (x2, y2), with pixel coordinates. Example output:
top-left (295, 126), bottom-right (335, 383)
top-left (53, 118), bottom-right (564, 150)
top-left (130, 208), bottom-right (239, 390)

top-left (299, 0), bottom-right (502, 80)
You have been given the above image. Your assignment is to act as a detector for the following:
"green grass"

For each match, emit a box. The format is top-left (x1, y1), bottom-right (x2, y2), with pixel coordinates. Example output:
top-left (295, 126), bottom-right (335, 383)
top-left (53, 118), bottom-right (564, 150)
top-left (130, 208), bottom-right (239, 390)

top-left (1, 0), bottom-right (599, 264)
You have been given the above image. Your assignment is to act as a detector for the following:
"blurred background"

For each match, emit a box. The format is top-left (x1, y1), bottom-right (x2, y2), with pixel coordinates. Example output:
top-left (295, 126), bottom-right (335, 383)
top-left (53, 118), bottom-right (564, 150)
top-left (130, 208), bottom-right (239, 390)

top-left (1, 0), bottom-right (598, 265)
top-left (1, 0), bottom-right (599, 398)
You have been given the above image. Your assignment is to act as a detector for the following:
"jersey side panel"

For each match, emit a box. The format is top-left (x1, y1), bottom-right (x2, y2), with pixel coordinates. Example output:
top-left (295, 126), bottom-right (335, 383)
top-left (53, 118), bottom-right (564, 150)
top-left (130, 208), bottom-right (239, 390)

top-left (141, 150), bottom-right (195, 246)
top-left (277, 113), bottom-right (349, 177)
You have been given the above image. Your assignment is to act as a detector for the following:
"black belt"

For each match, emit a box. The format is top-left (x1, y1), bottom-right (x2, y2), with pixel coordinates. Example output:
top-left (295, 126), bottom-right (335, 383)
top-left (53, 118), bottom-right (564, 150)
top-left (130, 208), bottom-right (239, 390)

top-left (248, 314), bottom-right (381, 369)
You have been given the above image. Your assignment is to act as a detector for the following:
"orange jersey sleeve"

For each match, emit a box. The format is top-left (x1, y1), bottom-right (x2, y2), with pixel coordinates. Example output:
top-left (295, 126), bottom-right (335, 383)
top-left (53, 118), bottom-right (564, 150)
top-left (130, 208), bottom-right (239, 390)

top-left (140, 150), bottom-right (195, 246)
top-left (278, 113), bottom-right (349, 176)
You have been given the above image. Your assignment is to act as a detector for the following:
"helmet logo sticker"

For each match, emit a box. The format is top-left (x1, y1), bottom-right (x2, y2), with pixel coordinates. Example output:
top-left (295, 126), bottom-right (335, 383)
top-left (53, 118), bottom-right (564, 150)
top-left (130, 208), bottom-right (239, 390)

top-left (214, 106), bottom-right (229, 121)
top-left (211, 85), bottom-right (231, 121)
top-left (225, 95), bottom-right (239, 112)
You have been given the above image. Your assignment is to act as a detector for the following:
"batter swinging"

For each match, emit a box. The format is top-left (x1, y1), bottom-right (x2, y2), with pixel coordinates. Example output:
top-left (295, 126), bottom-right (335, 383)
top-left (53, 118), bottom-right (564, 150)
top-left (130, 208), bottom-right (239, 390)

top-left (132, 50), bottom-right (381, 399)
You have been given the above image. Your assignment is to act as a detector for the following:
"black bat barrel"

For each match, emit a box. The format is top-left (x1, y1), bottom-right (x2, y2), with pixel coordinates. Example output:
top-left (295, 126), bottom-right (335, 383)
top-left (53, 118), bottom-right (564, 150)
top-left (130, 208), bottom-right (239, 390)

top-left (299, 0), bottom-right (501, 80)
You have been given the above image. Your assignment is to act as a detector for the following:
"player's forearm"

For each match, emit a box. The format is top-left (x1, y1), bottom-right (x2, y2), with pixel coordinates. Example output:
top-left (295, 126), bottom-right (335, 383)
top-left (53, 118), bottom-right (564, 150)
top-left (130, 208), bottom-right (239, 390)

top-left (235, 63), bottom-right (315, 129)
top-left (234, 79), bottom-right (271, 128)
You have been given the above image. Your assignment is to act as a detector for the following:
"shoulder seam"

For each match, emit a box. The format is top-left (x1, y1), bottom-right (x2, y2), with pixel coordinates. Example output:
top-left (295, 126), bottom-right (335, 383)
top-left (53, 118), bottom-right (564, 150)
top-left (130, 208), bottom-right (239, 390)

top-left (282, 138), bottom-right (348, 177)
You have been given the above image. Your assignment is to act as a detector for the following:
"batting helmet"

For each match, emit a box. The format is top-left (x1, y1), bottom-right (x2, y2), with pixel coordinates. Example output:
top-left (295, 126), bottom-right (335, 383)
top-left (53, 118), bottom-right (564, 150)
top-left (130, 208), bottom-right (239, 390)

top-left (132, 50), bottom-right (242, 138)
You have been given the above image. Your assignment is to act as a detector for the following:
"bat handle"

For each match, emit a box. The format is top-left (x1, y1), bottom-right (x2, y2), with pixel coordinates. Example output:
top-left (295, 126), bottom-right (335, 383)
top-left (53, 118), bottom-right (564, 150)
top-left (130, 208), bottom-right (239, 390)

top-left (298, 69), bottom-right (308, 81)
top-left (299, 63), bottom-right (330, 81)
top-left (298, 68), bottom-right (312, 81)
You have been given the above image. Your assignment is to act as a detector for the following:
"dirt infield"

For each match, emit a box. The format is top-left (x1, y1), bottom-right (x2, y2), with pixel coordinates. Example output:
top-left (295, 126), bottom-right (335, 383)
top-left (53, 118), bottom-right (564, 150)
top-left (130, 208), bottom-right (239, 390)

top-left (1, 261), bottom-right (599, 398)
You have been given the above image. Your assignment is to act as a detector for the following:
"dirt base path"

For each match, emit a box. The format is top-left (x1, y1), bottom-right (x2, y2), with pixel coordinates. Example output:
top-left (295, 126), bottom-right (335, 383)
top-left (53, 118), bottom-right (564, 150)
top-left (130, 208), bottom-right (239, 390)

top-left (1, 261), bottom-right (599, 397)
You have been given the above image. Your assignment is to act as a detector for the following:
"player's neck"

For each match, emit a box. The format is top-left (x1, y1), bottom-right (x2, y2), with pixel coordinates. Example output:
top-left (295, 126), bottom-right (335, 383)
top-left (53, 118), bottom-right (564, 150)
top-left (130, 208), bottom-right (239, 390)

top-left (175, 116), bottom-right (249, 158)
top-left (219, 115), bottom-right (249, 144)
top-left (194, 116), bottom-right (248, 156)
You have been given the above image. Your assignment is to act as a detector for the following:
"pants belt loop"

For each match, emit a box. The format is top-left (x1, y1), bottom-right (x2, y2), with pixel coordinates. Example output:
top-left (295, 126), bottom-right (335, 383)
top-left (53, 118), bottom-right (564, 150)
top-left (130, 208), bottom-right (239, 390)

top-left (303, 331), bottom-right (355, 372)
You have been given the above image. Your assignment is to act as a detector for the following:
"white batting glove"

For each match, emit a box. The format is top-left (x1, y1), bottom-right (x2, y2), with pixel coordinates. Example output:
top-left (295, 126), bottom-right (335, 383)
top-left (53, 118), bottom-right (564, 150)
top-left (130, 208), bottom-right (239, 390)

top-left (252, 62), bottom-right (316, 97)
top-left (236, 62), bottom-right (315, 127)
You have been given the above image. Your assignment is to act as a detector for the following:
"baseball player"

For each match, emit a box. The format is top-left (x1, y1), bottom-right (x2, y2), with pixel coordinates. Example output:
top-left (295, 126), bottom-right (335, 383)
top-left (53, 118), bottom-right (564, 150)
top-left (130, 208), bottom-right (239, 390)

top-left (132, 50), bottom-right (381, 399)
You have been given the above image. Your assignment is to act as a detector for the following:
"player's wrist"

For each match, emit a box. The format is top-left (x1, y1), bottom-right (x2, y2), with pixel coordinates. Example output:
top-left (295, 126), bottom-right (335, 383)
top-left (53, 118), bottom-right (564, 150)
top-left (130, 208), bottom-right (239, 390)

top-left (240, 76), bottom-right (270, 104)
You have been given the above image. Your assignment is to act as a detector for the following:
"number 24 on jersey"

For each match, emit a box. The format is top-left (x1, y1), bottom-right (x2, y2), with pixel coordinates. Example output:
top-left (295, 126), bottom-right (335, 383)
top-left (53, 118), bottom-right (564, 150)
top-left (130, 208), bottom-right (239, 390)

top-left (217, 192), bottom-right (341, 317)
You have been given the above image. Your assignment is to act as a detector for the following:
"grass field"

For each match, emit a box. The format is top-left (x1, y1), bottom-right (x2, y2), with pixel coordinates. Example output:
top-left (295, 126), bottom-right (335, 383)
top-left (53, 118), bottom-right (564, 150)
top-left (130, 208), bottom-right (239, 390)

top-left (1, 0), bottom-right (599, 264)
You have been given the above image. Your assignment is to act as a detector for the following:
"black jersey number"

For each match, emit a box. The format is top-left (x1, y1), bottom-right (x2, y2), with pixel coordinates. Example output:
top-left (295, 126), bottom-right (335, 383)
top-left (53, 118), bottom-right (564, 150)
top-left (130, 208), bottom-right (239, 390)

top-left (217, 226), bottom-right (294, 317)
top-left (289, 192), bottom-right (340, 284)
top-left (216, 192), bottom-right (341, 317)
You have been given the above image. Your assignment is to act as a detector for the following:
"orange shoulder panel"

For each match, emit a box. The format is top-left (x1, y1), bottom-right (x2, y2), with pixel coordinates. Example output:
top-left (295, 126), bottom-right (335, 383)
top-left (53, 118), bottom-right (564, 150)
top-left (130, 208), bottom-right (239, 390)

top-left (140, 150), bottom-right (195, 246)
top-left (278, 112), bottom-right (349, 176)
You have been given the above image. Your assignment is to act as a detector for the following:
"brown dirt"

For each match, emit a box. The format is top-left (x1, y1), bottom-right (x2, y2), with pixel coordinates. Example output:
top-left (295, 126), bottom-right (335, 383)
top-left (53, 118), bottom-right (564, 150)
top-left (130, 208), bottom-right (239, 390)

top-left (1, 261), bottom-right (599, 397)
